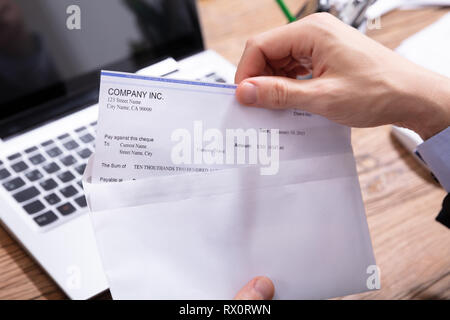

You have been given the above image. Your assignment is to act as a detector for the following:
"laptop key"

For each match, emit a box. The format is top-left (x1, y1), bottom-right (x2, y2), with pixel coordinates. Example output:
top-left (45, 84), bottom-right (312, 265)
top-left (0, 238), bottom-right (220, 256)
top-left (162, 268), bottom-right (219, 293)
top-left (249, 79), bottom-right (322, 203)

top-left (74, 195), bottom-right (87, 208)
top-left (60, 155), bottom-right (77, 166)
top-left (11, 161), bottom-right (28, 173)
top-left (25, 146), bottom-right (38, 154)
top-left (63, 140), bottom-right (79, 150)
top-left (29, 153), bottom-right (46, 165)
top-left (75, 164), bottom-right (86, 175)
top-left (75, 126), bottom-right (86, 133)
top-left (34, 211), bottom-right (58, 226)
top-left (7, 153), bottom-right (21, 161)
top-left (3, 177), bottom-right (25, 191)
top-left (41, 140), bottom-right (54, 147)
top-left (26, 169), bottom-right (43, 182)
top-left (0, 168), bottom-right (11, 180)
top-left (46, 147), bottom-right (62, 158)
top-left (40, 178), bottom-right (57, 191)
top-left (44, 193), bottom-right (61, 205)
top-left (57, 202), bottom-right (76, 216)
top-left (57, 133), bottom-right (70, 140)
top-left (77, 180), bottom-right (83, 189)
top-left (214, 77), bottom-right (226, 83)
top-left (77, 148), bottom-right (92, 159)
top-left (23, 200), bottom-right (45, 215)
top-left (80, 133), bottom-right (94, 143)
top-left (13, 186), bottom-right (40, 203)
top-left (60, 185), bottom-right (78, 198)
top-left (57, 171), bottom-right (75, 183)
top-left (43, 162), bottom-right (60, 174)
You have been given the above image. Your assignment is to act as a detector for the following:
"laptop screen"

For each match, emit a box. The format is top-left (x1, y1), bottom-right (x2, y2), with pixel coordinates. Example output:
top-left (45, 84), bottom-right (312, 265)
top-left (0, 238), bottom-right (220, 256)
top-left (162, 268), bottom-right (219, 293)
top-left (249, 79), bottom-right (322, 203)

top-left (0, 0), bottom-right (203, 138)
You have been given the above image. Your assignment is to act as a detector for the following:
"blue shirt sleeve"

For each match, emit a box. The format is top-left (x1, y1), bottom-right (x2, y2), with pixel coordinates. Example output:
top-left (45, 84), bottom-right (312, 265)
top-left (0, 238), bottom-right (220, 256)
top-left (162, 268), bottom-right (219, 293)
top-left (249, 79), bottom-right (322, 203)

top-left (417, 126), bottom-right (450, 192)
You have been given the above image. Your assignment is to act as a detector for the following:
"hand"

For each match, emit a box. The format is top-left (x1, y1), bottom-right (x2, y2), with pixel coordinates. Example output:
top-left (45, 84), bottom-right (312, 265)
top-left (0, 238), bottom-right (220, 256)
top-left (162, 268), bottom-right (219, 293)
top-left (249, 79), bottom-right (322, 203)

top-left (235, 13), bottom-right (450, 140)
top-left (234, 276), bottom-right (274, 300)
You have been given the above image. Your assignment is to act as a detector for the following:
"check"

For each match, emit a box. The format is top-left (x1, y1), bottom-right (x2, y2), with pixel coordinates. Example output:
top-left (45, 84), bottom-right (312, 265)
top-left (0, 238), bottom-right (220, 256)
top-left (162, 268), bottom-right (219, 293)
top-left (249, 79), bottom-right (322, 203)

top-left (92, 71), bottom-right (352, 182)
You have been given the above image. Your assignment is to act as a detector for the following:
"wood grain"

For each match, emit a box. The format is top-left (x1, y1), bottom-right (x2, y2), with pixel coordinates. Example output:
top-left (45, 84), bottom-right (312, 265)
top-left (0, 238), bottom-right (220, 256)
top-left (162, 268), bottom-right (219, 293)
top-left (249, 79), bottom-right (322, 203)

top-left (0, 0), bottom-right (448, 300)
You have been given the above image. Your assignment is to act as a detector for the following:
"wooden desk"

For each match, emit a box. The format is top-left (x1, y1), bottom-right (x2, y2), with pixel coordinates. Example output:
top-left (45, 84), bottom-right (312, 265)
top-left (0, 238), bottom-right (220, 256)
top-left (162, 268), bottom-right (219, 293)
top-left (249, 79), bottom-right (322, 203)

top-left (0, 0), bottom-right (449, 300)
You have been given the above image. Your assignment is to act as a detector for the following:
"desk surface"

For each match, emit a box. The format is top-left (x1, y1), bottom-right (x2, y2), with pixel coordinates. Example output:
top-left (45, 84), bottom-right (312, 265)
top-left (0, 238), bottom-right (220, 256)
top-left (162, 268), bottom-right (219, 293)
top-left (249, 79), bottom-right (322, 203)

top-left (0, 0), bottom-right (449, 300)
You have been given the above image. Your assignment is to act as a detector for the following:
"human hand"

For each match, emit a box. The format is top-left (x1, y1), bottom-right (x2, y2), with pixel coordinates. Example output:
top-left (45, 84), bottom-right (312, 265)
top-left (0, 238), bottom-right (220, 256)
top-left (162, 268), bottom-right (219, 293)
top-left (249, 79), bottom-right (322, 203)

top-left (234, 276), bottom-right (274, 300)
top-left (235, 13), bottom-right (450, 140)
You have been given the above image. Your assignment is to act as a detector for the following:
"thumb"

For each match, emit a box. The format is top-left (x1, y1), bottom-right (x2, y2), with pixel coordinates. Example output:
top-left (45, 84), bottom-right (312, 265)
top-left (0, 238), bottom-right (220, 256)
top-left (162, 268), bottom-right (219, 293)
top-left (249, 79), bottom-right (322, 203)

top-left (236, 76), bottom-right (317, 110)
top-left (234, 276), bottom-right (275, 300)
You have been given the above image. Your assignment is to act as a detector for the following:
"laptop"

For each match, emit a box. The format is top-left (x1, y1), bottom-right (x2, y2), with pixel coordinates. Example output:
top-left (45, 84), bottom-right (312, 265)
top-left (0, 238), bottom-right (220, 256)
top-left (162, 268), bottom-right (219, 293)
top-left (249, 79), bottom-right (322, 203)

top-left (0, 0), bottom-right (236, 299)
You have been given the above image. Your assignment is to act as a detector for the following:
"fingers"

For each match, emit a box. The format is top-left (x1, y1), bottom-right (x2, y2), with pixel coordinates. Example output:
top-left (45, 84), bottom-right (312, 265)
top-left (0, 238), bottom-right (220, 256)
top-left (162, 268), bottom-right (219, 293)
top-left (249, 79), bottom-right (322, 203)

top-left (234, 276), bottom-right (275, 300)
top-left (235, 18), bottom-right (318, 84)
top-left (234, 13), bottom-right (341, 84)
top-left (236, 76), bottom-right (319, 110)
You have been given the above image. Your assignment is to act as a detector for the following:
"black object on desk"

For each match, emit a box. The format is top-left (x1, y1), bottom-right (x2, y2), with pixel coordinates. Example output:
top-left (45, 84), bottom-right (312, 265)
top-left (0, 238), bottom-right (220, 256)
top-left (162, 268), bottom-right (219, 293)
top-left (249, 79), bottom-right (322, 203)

top-left (436, 193), bottom-right (450, 228)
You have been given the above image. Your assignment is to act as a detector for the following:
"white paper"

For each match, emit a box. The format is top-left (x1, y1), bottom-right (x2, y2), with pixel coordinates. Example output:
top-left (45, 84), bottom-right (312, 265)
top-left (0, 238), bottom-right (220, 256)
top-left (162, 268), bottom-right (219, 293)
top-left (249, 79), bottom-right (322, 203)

top-left (86, 71), bottom-right (377, 299)
top-left (366, 0), bottom-right (450, 19)
top-left (92, 71), bottom-right (352, 182)
top-left (396, 12), bottom-right (450, 78)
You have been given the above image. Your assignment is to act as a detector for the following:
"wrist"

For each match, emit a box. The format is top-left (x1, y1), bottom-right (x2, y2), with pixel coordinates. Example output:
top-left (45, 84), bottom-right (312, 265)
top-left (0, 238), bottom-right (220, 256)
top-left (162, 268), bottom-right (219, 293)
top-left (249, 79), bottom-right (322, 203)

top-left (394, 69), bottom-right (450, 140)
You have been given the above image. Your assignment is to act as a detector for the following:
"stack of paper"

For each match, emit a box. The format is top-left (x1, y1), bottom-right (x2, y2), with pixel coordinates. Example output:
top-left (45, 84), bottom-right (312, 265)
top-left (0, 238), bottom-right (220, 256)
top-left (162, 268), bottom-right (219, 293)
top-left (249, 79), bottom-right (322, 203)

top-left (84, 71), bottom-right (377, 299)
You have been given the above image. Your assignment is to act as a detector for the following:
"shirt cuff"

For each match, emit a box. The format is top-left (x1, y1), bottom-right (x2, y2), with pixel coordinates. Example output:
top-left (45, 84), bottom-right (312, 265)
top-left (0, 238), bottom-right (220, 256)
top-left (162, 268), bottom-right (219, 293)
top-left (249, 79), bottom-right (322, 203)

top-left (417, 126), bottom-right (450, 192)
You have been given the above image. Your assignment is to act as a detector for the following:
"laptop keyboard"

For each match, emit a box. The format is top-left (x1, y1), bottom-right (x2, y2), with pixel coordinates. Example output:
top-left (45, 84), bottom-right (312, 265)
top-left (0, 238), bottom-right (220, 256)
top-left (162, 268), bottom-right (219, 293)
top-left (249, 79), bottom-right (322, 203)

top-left (0, 121), bottom-right (97, 229)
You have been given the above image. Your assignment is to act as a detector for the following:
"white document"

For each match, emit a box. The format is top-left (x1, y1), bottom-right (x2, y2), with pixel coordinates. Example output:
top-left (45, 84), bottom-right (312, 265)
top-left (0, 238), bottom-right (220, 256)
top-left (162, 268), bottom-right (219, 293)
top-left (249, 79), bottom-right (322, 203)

top-left (366, 0), bottom-right (450, 19)
top-left (92, 71), bottom-right (352, 182)
top-left (396, 12), bottom-right (450, 78)
top-left (86, 71), bottom-right (377, 299)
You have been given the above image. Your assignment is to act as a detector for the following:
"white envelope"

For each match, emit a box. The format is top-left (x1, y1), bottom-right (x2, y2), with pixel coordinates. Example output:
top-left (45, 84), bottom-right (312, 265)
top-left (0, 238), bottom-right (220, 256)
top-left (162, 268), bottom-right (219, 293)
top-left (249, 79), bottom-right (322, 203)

top-left (84, 153), bottom-right (377, 300)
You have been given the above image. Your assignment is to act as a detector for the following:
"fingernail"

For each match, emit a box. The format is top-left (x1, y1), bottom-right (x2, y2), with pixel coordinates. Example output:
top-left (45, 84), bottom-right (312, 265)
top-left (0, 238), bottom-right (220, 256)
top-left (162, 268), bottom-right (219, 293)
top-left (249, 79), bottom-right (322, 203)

top-left (253, 277), bottom-right (274, 300)
top-left (239, 82), bottom-right (258, 105)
